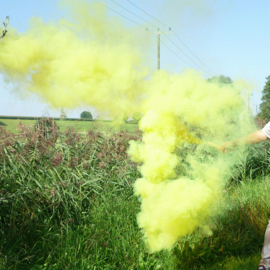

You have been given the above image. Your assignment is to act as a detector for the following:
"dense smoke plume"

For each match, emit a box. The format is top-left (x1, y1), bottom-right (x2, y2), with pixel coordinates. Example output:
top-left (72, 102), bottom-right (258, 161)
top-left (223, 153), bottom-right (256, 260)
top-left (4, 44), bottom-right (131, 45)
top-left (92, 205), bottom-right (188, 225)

top-left (0, 0), bottom-right (254, 252)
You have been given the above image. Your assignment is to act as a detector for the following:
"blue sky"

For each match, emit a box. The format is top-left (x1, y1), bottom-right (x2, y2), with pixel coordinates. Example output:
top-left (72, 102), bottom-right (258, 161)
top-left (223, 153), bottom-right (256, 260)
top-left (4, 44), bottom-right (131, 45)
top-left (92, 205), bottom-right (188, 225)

top-left (0, 0), bottom-right (269, 118)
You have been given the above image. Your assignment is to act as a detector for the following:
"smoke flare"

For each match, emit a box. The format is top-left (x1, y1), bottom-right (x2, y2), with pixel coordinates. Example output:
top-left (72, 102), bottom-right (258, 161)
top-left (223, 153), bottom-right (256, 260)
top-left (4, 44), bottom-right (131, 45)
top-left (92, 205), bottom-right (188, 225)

top-left (0, 0), bottom-right (254, 252)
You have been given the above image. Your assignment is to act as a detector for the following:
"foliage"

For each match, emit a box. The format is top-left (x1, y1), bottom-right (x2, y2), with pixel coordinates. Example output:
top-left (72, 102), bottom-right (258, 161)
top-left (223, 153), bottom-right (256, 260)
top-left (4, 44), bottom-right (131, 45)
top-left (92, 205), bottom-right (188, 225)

top-left (80, 111), bottom-right (93, 119)
top-left (172, 143), bottom-right (270, 268)
top-left (254, 115), bottom-right (267, 129)
top-left (128, 112), bottom-right (142, 124)
top-left (0, 121), bottom-right (270, 269)
top-left (207, 75), bottom-right (233, 84)
top-left (173, 176), bottom-right (270, 269)
top-left (0, 118), bottom-right (138, 134)
top-left (33, 117), bottom-right (59, 139)
top-left (226, 142), bottom-right (270, 183)
top-left (1, 122), bottom-right (165, 269)
top-left (259, 75), bottom-right (270, 120)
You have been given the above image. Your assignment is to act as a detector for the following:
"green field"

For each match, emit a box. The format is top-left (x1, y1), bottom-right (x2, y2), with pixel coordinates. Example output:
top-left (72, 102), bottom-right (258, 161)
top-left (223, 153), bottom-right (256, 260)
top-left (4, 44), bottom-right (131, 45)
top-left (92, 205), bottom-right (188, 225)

top-left (0, 118), bottom-right (138, 134)
top-left (0, 123), bottom-right (269, 269)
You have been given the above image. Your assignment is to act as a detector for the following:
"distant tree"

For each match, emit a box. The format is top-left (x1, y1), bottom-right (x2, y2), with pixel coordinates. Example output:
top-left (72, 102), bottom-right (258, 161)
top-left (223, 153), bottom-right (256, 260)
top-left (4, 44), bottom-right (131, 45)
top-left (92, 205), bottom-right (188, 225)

top-left (208, 75), bottom-right (233, 84)
top-left (80, 111), bottom-right (93, 119)
top-left (259, 75), bottom-right (270, 120)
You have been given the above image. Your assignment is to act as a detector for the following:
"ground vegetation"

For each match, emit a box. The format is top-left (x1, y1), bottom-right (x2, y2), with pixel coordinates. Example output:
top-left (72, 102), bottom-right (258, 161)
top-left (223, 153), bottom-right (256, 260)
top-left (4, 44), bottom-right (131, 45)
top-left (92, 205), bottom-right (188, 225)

top-left (0, 120), bottom-right (269, 269)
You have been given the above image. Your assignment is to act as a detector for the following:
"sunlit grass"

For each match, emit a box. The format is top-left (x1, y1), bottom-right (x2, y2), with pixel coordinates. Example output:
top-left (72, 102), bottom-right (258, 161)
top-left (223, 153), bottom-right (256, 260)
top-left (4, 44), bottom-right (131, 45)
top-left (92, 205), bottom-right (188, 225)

top-left (0, 118), bottom-right (138, 134)
top-left (1, 124), bottom-right (270, 269)
top-left (201, 254), bottom-right (261, 270)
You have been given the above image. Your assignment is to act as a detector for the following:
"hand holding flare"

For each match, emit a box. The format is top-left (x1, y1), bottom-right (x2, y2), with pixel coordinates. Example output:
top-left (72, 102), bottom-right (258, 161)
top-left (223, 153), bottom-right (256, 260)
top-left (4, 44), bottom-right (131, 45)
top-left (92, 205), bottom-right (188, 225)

top-left (207, 130), bottom-right (268, 153)
top-left (207, 141), bottom-right (222, 151)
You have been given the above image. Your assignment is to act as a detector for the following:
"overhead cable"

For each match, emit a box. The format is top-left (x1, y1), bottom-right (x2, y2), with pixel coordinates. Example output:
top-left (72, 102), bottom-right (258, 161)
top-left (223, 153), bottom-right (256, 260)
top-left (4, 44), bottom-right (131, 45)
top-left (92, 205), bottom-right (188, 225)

top-left (127, 0), bottom-right (170, 28)
top-left (172, 30), bottom-right (216, 76)
top-left (164, 34), bottom-right (213, 76)
top-left (111, 0), bottom-right (157, 28)
top-left (159, 40), bottom-right (194, 69)
top-left (94, 0), bottom-right (145, 28)
top-left (127, 1), bottom-right (216, 75)
top-left (95, 1), bottom-right (216, 76)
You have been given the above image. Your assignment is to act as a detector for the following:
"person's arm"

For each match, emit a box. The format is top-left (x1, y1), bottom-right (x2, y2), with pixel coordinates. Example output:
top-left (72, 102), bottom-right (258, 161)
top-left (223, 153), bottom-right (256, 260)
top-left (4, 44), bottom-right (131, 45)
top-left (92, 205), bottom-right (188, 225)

top-left (220, 130), bottom-right (268, 153)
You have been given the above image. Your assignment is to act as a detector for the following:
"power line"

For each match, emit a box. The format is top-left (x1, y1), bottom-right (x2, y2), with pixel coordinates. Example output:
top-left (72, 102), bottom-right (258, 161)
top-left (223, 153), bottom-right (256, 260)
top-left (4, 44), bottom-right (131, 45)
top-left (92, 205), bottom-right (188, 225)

top-left (127, 0), bottom-right (170, 28)
top-left (127, 1), bottom-right (216, 76)
top-left (95, 0), bottom-right (216, 76)
top-left (111, 0), bottom-right (157, 28)
top-left (164, 34), bottom-right (213, 76)
top-left (159, 39), bottom-right (194, 69)
top-left (94, 0), bottom-right (145, 28)
top-left (171, 30), bottom-right (216, 76)
top-left (151, 32), bottom-right (210, 73)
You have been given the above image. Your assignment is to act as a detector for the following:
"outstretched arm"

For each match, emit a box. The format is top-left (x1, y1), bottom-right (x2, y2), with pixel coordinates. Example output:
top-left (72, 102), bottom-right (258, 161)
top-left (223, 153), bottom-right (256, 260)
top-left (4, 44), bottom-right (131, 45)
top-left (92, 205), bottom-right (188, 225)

top-left (220, 130), bottom-right (268, 152)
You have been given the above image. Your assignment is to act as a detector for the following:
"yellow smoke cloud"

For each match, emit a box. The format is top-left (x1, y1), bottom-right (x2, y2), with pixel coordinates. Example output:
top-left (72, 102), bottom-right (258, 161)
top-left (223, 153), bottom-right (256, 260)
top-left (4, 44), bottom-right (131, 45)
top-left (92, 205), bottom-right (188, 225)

top-left (128, 74), bottom-right (253, 251)
top-left (0, 0), bottom-right (255, 252)
top-left (0, 1), bottom-right (150, 119)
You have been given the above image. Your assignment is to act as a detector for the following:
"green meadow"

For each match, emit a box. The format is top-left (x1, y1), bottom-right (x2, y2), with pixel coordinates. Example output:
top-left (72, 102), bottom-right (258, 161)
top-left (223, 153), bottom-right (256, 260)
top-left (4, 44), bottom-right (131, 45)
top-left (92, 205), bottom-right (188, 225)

top-left (0, 119), bottom-right (269, 269)
top-left (0, 118), bottom-right (138, 134)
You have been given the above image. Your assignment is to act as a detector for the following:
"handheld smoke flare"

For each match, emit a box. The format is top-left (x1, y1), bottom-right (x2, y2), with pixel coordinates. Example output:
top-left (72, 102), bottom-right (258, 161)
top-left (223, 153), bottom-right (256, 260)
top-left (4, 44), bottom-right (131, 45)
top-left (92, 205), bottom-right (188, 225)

top-left (0, 0), bottom-right (255, 252)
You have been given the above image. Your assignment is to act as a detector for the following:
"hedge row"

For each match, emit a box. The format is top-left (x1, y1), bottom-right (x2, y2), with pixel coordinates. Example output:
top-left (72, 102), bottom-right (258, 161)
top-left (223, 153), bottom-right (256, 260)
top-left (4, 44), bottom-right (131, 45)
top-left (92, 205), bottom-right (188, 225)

top-left (0, 115), bottom-right (94, 121)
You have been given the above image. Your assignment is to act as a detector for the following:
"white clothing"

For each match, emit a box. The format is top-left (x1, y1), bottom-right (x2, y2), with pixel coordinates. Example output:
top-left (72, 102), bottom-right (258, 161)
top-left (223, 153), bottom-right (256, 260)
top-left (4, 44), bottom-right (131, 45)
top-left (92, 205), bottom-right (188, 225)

top-left (262, 122), bottom-right (270, 139)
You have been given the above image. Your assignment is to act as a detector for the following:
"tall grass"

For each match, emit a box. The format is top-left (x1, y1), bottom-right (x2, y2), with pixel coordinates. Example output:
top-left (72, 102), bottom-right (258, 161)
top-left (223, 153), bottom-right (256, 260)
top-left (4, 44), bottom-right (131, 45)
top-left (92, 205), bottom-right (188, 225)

top-left (1, 120), bottom-right (270, 269)
top-left (173, 143), bottom-right (270, 269)
top-left (0, 121), bottom-right (174, 269)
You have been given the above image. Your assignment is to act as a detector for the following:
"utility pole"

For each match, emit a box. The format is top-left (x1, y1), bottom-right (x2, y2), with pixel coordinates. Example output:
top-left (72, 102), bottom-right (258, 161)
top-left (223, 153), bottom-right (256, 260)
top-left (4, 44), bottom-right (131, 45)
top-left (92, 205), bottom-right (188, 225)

top-left (157, 32), bottom-right (160, 70)
top-left (147, 28), bottom-right (171, 70)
